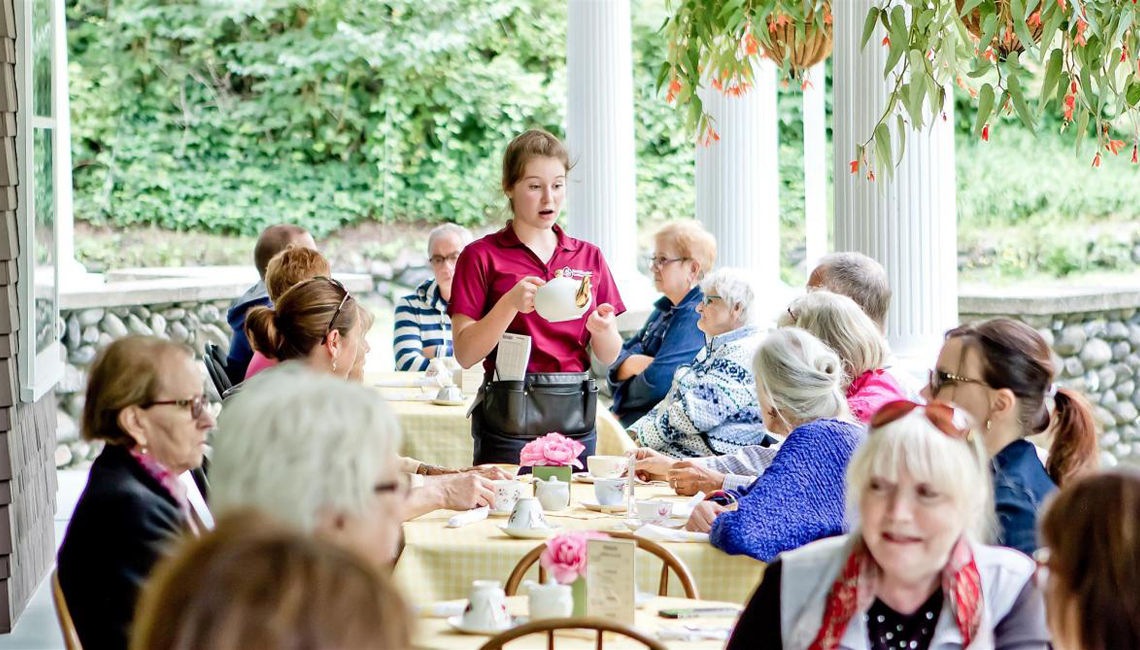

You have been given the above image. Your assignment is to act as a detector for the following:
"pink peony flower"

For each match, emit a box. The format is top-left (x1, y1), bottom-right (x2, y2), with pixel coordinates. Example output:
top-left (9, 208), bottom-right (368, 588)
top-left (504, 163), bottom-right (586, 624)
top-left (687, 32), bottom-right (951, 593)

top-left (518, 432), bottom-right (586, 469)
top-left (539, 531), bottom-right (609, 584)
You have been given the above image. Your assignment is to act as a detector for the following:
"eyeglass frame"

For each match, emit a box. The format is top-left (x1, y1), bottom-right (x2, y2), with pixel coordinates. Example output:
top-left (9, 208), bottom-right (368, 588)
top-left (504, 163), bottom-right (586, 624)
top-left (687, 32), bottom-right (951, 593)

top-left (700, 294), bottom-right (722, 307)
top-left (869, 399), bottom-right (974, 442)
top-left (315, 276), bottom-right (352, 339)
top-left (142, 393), bottom-right (209, 420)
top-left (927, 369), bottom-right (991, 396)
top-left (646, 255), bottom-right (691, 270)
top-left (429, 253), bottom-right (461, 267)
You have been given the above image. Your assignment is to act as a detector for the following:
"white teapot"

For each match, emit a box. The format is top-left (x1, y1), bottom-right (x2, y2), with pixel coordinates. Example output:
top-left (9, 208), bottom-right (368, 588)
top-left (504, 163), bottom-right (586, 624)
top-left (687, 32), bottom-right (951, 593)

top-left (522, 579), bottom-right (573, 620)
top-left (534, 271), bottom-right (592, 322)
top-left (534, 476), bottom-right (571, 511)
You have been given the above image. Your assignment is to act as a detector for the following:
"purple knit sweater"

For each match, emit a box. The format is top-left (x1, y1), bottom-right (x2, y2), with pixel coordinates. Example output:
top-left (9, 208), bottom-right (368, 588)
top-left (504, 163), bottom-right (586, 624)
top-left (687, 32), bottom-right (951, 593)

top-left (709, 418), bottom-right (863, 562)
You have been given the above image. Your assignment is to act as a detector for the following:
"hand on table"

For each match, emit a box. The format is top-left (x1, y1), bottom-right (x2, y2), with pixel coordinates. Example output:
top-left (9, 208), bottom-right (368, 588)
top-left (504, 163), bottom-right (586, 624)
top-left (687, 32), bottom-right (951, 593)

top-left (685, 501), bottom-right (727, 533)
top-left (436, 474), bottom-right (496, 510)
top-left (626, 448), bottom-right (674, 481)
top-left (666, 461), bottom-right (726, 496)
top-left (464, 465), bottom-right (514, 480)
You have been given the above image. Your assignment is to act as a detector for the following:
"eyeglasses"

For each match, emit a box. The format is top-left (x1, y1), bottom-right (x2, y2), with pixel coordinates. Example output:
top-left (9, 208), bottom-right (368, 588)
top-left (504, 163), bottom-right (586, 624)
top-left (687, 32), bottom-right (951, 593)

top-left (927, 369), bottom-right (990, 395)
top-left (786, 306), bottom-right (797, 323)
top-left (318, 277), bottom-right (352, 339)
top-left (869, 400), bottom-right (974, 442)
top-left (143, 393), bottom-right (209, 419)
top-left (430, 253), bottom-right (461, 267)
top-left (1032, 547), bottom-right (1051, 588)
top-left (646, 256), bottom-right (690, 270)
top-left (700, 294), bottom-right (722, 307)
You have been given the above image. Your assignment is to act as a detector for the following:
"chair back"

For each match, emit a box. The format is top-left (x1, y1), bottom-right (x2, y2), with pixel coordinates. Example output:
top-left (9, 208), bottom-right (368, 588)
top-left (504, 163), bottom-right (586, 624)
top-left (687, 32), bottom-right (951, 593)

top-left (51, 569), bottom-right (83, 650)
top-left (203, 343), bottom-right (232, 399)
top-left (477, 617), bottom-right (667, 650)
top-left (504, 531), bottom-right (699, 599)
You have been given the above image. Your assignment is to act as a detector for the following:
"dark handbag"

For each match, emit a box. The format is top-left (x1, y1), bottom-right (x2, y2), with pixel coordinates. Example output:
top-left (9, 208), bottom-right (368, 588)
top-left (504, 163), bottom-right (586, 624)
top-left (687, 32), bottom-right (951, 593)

top-left (480, 372), bottom-right (598, 439)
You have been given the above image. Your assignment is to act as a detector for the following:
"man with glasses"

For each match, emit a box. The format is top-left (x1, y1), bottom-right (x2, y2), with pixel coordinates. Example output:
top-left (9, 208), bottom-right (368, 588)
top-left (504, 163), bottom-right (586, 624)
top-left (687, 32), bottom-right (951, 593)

top-left (394, 224), bottom-right (473, 371)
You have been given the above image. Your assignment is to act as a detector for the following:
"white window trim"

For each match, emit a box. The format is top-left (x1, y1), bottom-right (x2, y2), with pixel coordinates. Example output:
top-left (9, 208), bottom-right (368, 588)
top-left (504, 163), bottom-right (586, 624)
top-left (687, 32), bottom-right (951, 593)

top-left (14, 0), bottom-right (65, 402)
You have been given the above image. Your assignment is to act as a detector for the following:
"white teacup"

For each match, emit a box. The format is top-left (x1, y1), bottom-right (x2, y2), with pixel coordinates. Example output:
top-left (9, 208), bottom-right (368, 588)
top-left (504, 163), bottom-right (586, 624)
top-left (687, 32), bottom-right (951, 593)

top-left (635, 499), bottom-right (672, 525)
top-left (492, 480), bottom-right (525, 514)
top-left (522, 580), bottom-right (573, 620)
top-left (463, 580), bottom-right (511, 631)
top-left (587, 455), bottom-right (628, 479)
top-left (507, 497), bottom-right (549, 530)
top-left (594, 478), bottom-right (626, 506)
top-left (436, 385), bottom-right (463, 402)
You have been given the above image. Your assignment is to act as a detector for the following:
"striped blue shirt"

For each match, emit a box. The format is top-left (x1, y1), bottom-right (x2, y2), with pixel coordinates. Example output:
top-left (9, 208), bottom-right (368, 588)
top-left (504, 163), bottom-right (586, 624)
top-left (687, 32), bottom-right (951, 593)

top-left (393, 279), bottom-right (453, 371)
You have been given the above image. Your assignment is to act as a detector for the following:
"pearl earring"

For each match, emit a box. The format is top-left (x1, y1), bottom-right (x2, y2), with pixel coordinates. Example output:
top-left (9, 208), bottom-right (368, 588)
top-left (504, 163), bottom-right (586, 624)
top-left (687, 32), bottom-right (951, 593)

top-left (332, 359), bottom-right (338, 372)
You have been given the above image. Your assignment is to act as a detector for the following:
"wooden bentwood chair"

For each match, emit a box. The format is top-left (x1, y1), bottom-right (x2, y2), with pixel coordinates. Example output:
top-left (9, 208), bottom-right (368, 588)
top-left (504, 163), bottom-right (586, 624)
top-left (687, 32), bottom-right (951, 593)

top-left (503, 531), bottom-right (700, 599)
top-left (51, 569), bottom-right (84, 650)
top-left (477, 617), bottom-right (668, 650)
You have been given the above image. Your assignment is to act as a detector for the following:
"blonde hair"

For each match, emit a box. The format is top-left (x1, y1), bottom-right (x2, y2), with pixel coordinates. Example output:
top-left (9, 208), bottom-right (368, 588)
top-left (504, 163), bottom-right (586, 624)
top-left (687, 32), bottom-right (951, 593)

top-left (753, 328), bottom-right (849, 425)
top-left (501, 129), bottom-right (571, 196)
top-left (846, 408), bottom-right (993, 542)
top-left (264, 245), bottom-right (332, 303)
top-left (655, 220), bottom-right (717, 280)
top-left (131, 512), bottom-right (411, 650)
top-left (82, 336), bottom-right (195, 447)
top-left (780, 291), bottom-right (888, 380)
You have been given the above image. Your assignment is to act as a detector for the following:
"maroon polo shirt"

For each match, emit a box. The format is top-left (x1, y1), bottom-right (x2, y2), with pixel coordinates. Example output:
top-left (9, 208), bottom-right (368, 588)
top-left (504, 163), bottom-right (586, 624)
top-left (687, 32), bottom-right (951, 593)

top-left (448, 222), bottom-right (626, 374)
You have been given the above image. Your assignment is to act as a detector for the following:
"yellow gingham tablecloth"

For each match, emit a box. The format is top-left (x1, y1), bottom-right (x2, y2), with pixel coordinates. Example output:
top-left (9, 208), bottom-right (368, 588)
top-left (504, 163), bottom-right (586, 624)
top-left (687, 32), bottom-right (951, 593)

top-left (415, 595), bottom-right (741, 650)
top-left (368, 371), bottom-right (636, 468)
top-left (394, 480), bottom-right (766, 606)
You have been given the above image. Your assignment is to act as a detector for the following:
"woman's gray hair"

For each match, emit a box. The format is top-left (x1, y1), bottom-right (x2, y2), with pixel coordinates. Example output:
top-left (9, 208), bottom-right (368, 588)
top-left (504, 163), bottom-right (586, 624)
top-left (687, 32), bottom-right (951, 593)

top-left (426, 223), bottom-right (473, 255)
top-left (209, 363), bottom-right (402, 532)
top-left (753, 328), bottom-right (849, 424)
top-left (846, 408), bottom-right (995, 542)
top-left (778, 290), bottom-right (888, 380)
top-left (699, 268), bottom-right (757, 326)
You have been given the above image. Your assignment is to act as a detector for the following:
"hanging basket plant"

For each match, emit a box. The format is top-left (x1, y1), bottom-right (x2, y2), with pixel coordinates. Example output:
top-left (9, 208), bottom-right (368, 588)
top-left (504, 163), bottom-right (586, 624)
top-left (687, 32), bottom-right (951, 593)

top-left (659, 0), bottom-right (833, 144)
top-left (663, 0), bottom-right (1140, 177)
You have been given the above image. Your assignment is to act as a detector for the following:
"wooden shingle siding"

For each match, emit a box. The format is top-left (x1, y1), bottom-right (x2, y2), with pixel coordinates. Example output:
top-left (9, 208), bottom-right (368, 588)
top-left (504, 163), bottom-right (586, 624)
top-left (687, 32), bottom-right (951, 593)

top-left (0, 0), bottom-right (57, 631)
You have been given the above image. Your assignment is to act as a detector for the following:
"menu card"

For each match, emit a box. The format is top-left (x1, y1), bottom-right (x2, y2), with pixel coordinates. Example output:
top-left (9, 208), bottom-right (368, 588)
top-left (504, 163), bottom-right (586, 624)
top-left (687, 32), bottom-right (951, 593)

top-left (495, 333), bottom-right (532, 381)
top-left (586, 537), bottom-right (636, 625)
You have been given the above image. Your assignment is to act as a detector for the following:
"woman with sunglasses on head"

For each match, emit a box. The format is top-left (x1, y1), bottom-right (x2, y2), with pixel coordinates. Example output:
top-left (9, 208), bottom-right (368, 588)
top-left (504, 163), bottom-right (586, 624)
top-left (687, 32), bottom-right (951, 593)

top-left (726, 400), bottom-right (1049, 650)
top-left (685, 328), bottom-right (863, 562)
top-left (1037, 469), bottom-right (1140, 650)
top-left (923, 318), bottom-right (1099, 555)
top-left (57, 336), bottom-right (216, 650)
top-left (630, 268), bottom-right (771, 459)
top-left (449, 129), bottom-right (626, 465)
top-left (608, 220), bottom-right (714, 427)
top-left (244, 277), bottom-right (505, 516)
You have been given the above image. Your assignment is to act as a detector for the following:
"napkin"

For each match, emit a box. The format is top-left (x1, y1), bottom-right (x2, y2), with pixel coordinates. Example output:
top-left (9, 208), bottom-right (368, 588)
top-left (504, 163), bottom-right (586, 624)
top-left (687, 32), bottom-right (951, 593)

top-left (633, 524), bottom-right (709, 543)
top-left (656, 627), bottom-right (732, 641)
top-left (671, 491), bottom-right (705, 519)
top-left (447, 506), bottom-right (489, 528)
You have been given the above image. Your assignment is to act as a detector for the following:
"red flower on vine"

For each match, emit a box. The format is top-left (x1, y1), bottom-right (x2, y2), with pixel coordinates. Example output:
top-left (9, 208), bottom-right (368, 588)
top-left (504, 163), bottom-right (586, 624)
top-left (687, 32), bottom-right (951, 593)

top-left (982, 124), bottom-right (990, 141)
top-left (882, 35), bottom-right (891, 47)
top-left (666, 78), bottom-right (681, 103)
top-left (1092, 152), bottom-right (1102, 168)
top-left (745, 33), bottom-right (760, 57)
top-left (1057, 0), bottom-right (1066, 10)
top-left (1075, 19), bottom-right (1088, 46)
top-left (1133, 144), bottom-right (1139, 164)
top-left (1107, 139), bottom-right (1125, 155)
top-left (849, 160), bottom-right (860, 174)
top-left (1063, 94), bottom-right (1076, 122)
top-left (712, 77), bottom-right (723, 91)
top-left (1028, 11), bottom-right (1042, 28)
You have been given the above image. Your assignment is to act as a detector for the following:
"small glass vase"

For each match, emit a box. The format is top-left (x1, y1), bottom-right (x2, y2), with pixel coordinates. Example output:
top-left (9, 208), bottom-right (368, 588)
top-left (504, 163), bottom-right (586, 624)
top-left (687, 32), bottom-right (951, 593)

top-left (571, 576), bottom-right (587, 617)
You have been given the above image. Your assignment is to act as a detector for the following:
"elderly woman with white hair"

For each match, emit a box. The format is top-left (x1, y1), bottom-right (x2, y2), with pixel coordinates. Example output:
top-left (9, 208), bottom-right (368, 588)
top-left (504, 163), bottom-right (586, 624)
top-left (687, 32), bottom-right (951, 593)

top-left (685, 328), bottom-right (863, 563)
top-left (629, 268), bottom-right (769, 458)
top-left (211, 363), bottom-right (463, 566)
top-left (780, 290), bottom-right (906, 422)
top-left (725, 400), bottom-right (1050, 650)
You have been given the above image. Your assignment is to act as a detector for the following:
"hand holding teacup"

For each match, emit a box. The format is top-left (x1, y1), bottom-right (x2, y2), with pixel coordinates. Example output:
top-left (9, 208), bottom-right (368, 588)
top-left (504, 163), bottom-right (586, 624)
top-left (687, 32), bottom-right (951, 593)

top-left (625, 448), bottom-right (673, 481)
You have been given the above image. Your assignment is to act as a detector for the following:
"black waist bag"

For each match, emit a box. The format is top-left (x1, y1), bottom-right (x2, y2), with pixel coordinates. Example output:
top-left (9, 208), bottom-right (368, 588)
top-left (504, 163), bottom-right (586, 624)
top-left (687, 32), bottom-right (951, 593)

top-left (481, 372), bottom-right (597, 439)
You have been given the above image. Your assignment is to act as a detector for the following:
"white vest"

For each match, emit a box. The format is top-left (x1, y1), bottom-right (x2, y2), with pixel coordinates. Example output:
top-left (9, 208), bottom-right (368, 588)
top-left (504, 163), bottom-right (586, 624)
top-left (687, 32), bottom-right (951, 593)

top-left (779, 534), bottom-right (1034, 650)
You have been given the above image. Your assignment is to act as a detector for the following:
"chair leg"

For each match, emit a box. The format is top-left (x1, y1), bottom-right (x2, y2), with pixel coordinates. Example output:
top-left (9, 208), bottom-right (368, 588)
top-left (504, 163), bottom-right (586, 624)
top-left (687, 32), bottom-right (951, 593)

top-left (659, 566), bottom-right (669, 596)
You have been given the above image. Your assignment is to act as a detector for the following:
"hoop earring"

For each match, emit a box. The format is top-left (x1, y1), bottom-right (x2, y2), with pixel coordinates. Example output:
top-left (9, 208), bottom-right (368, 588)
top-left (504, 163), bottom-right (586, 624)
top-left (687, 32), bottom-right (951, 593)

top-left (985, 419), bottom-right (991, 431)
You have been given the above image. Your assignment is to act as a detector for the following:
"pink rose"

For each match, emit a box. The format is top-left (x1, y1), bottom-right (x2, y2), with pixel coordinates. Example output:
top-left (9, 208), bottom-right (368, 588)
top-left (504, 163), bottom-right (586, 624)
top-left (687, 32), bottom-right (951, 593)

top-left (539, 531), bottom-right (609, 584)
top-left (518, 433), bottom-right (586, 469)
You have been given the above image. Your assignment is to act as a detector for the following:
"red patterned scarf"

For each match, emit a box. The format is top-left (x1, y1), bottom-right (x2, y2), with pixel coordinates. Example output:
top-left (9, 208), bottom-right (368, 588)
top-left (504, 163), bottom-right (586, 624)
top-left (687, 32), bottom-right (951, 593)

top-left (129, 449), bottom-right (196, 534)
top-left (807, 537), bottom-right (982, 650)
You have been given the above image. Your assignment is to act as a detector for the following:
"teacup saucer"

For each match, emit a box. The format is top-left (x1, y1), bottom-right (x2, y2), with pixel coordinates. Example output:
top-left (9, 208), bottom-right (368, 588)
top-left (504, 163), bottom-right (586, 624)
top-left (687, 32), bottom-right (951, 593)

top-left (581, 500), bottom-right (626, 513)
top-left (619, 516), bottom-right (688, 530)
top-left (488, 509), bottom-right (512, 517)
top-left (572, 472), bottom-right (597, 484)
top-left (431, 397), bottom-right (468, 406)
top-left (447, 615), bottom-right (521, 635)
top-left (498, 523), bottom-right (560, 539)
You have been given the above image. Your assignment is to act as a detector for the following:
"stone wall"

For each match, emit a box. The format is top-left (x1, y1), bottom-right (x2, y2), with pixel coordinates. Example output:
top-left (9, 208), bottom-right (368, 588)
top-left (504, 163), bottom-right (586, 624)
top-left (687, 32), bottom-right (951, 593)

top-left (960, 287), bottom-right (1140, 467)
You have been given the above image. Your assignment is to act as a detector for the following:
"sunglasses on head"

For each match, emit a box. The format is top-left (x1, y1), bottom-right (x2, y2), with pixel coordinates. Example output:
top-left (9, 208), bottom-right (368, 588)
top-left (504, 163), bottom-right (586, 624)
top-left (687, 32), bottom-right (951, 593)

top-left (314, 276), bottom-right (351, 338)
top-left (869, 400), bottom-right (974, 442)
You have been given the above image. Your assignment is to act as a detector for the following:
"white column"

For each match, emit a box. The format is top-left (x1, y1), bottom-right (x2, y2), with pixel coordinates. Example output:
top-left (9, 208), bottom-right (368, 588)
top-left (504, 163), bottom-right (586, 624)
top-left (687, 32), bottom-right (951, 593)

top-left (53, 0), bottom-right (86, 282)
top-left (695, 59), bottom-right (782, 297)
top-left (566, 0), bottom-right (652, 310)
top-left (832, 0), bottom-right (958, 372)
top-left (802, 61), bottom-right (828, 271)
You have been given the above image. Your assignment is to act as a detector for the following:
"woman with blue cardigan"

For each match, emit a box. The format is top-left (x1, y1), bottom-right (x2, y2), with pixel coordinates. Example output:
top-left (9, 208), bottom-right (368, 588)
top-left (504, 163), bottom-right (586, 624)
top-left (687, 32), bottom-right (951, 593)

top-left (685, 328), bottom-right (863, 562)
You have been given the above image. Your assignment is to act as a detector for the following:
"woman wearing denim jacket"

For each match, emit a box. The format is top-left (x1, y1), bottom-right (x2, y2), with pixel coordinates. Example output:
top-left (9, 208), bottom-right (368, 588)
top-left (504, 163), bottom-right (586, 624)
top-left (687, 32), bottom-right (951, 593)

top-left (630, 268), bottom-right (769, 458)
top-left (609, 221), bottom-right (714, 427)
top-left (923, 318), bottom-right (1099, 554)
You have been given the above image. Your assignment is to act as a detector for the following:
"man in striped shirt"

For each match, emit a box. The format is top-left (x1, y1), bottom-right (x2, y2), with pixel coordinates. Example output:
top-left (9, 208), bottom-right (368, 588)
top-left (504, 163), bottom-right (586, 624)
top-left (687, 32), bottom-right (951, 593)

top-left (393, 224), bottom-right (473, 371)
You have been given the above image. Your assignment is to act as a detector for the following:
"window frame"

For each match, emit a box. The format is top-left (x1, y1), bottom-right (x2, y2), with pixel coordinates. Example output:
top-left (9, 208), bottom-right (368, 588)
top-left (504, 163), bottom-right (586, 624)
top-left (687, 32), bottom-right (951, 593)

top-left (14, 0), bottom-right (65, 402)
